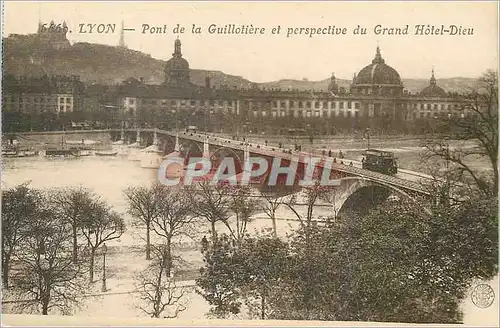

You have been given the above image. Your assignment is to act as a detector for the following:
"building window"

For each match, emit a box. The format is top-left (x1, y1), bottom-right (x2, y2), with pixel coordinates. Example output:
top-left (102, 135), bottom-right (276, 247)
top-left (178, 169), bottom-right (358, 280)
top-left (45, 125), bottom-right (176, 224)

top-left (347, 101), bottom-right (352, 109)
top-left (190, 100), bottom-right (196, 106)
top-left (339, 102), bottom-right (344, 109)
top-left (355, 103), bottom-right (360, 109)
top-left (306, 102), bottom-right (311, 109)
top-left (280, 101), bottom-right (286, 108)
top-left (331, 102), bottom-right (336, 109)
top-left (298, 102), bottom-right (303, 109)
top-left (315, 102), bottom-right (320, 109)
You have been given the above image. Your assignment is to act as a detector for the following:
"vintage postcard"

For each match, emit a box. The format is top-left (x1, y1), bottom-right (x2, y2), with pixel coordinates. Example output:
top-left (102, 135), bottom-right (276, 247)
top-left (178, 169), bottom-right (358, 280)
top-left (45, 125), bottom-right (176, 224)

top-left (1, 1), bottom-right (498, 327)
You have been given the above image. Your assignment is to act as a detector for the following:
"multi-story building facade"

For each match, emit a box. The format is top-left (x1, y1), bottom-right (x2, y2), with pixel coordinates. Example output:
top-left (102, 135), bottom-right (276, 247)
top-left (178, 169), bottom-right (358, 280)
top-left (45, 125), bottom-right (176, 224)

top-left (2, 75), bottom-right (85, 114)
top-left (116, 38), bottom-right (470, 132)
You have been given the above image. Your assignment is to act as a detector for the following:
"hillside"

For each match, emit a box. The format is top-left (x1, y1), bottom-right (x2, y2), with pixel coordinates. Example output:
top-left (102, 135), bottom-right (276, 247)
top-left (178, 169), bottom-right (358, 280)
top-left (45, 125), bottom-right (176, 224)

top-left (2, 37), bottom-right (478, 93)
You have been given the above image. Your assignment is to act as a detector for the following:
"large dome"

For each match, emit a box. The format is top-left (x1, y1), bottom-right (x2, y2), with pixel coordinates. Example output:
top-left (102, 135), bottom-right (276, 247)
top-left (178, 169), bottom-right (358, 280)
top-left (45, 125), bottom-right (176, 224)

top-left (164, 38), bottom-right (191, 87)
top-left (353, 47), bottom-right (402, 86)
top-left (165, 56), bottom-right (189, 70)
top-left (419, 69), bottom-right (448, 97)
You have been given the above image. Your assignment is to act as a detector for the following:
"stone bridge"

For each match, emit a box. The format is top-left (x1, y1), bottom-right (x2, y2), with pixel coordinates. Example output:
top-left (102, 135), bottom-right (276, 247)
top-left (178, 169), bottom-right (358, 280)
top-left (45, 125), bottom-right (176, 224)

top-left (112, 128), bottom-right (432, 215)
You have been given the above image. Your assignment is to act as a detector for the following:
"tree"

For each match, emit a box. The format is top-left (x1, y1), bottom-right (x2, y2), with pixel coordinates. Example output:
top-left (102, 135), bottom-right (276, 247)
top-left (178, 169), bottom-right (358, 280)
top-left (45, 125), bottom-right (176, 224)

top-left (196, 234), bottom-right (246, 318)
top-left (50, 187), bottom-right (97, 263)
top-left (238, 235), bottom-right (289, 319)
top-left (80, 199), bottom-right (126, 283)
top-left (226, 185), bottom-right (259, 244)
top-left (196, 232), bottom-right (290, 319)
top-left (124, 184), bottom-right (163, 260)
top-left (185, 181), bottom-right (231, 240)
top-left (258, 187), bottom-right (285, 238)
top-left (135, 244), bottom-right (188, 318)
top-left (12, 194), bottom-right (88, 315)
top-left (267, 189), bottom-right (498, 323)
top-left (423, 70), bottom-right (498, 196)
top-left (151, 186), bottom-right (193, 277)
top-left (2, 184), bottom-right (40, 288)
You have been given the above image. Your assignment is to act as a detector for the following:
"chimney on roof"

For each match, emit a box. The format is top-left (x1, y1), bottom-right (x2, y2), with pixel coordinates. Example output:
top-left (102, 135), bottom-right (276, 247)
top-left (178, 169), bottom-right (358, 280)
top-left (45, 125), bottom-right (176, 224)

top-left (205, 76), bottom-right (211, 88)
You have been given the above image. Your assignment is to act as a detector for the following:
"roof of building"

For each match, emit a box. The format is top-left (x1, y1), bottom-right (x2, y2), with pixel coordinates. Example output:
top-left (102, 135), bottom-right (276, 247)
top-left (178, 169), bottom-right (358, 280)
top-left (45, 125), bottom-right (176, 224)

top-left (353, 47), bottom-right (402, 86)
top-left (165, 38), bottom-right (190, 70)
top-left (419, 69), bottom-right (448, 97)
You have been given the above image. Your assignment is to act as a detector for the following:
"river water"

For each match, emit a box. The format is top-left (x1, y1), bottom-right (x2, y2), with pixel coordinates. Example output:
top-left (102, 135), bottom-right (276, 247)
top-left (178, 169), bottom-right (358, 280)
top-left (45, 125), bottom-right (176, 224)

top-left (1, 155), bottom-right (315, 245)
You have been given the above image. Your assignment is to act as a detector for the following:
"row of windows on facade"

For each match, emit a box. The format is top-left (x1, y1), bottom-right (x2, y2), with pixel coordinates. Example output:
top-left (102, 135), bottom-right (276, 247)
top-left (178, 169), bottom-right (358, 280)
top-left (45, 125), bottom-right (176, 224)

top-left (4, 96), bottom-right (73, 104)
top-left (3, 105), bottom-right (74, 113)
top-left (125, 97), bottom-right (465, 112)
top-left (250, 110), bottom-right (468, 119)
top-left (403, 102), bottom-right (467, 111)
top-left (126, 98), bottom-right (363, 110)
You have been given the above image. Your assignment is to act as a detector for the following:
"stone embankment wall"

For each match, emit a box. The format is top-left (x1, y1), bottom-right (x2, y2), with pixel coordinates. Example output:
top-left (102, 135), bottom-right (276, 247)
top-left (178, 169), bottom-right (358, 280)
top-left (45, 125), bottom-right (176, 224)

top-left (4, 130), bottom-right (113, 147)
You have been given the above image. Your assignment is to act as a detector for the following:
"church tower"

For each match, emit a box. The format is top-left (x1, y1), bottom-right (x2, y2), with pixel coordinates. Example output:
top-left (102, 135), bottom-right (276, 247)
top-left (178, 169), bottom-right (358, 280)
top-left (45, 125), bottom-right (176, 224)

top-left (328, 72), bottom-right (339, 94)
top-left (118, 20), bottom-right (127, 48)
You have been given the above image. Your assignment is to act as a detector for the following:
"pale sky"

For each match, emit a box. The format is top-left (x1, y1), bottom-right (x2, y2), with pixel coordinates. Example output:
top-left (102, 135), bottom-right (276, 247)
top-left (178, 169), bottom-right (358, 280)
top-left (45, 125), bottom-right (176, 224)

top-left (2, 1), bottom-right (498, 82)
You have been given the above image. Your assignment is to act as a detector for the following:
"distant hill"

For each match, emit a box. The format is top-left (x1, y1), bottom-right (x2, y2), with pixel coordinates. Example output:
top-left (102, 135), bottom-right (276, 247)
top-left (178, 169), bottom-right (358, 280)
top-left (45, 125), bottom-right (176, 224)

top-left (260, 77), bottom-right (480, 94)
top-left (2, 35), bottom-right (479, 93)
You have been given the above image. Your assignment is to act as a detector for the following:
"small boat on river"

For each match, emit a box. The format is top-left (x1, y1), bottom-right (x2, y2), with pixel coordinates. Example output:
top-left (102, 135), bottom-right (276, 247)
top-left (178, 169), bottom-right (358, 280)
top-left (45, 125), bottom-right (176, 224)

top-left (95, 151), bottom-right (118, 157)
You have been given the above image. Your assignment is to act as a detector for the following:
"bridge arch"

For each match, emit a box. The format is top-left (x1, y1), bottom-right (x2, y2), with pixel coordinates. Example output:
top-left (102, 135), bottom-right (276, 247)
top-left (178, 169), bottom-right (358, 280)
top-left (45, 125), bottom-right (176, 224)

top-left (327, 176), bottom-right (431, 217)
top-left (210, 146), bottom-right (244, 165)
top-left (159, 135), bottom-right (176, 154)
top-left (179, 139), bottom-right (203, 155)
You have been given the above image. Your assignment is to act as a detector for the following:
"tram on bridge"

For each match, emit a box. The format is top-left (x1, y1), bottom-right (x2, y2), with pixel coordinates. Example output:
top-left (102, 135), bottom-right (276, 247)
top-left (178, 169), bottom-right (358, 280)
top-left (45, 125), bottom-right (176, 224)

top-left (362, 149), bottom-right (398, 175)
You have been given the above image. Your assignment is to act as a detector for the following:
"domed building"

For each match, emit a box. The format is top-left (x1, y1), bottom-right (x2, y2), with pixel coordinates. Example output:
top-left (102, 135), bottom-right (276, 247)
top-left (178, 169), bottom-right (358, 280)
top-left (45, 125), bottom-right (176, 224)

top-left (419, 68), bottom-right (448, 98)
top-left (164, 38), bottom-right (190, 88)
top-left (351, 46), bottom-right (404, 97)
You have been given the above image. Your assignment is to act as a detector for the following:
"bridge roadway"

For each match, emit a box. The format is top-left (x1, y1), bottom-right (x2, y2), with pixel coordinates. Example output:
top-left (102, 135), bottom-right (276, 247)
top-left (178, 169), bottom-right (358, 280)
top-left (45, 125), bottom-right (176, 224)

top-left (118, 128), bottom-right (431, 196)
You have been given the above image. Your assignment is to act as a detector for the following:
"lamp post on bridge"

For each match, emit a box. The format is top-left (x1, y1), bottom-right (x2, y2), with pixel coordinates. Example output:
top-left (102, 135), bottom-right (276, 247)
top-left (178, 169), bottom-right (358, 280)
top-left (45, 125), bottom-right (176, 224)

top-left (101, 243), bottom-right (107, 292)
top-left (364, 128), bottom-right (371, 149)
